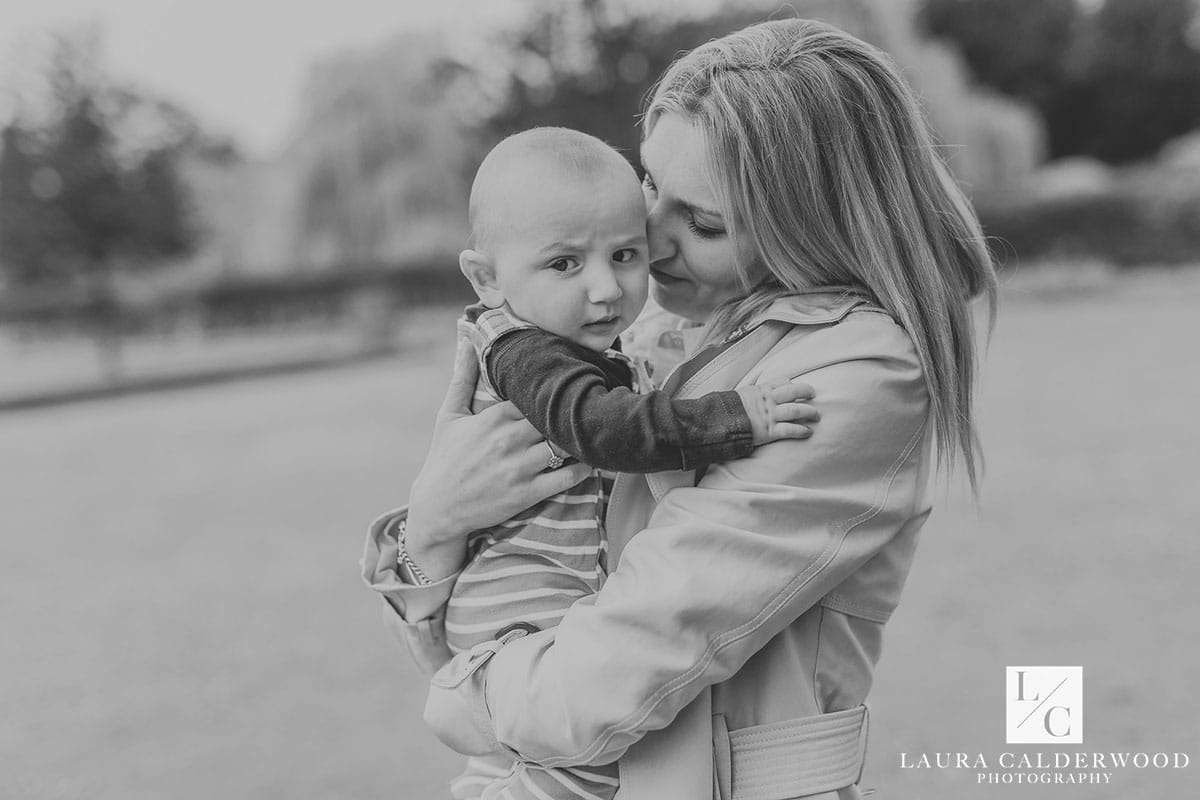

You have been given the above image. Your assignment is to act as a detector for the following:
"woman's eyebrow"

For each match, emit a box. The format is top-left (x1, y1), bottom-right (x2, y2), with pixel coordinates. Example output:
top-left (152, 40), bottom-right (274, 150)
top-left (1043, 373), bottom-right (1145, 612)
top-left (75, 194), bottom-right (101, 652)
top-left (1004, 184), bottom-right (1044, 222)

top-left (642, 162), bottom-right (724, 220)
top-left (681, 199), bottom-right (724, 220)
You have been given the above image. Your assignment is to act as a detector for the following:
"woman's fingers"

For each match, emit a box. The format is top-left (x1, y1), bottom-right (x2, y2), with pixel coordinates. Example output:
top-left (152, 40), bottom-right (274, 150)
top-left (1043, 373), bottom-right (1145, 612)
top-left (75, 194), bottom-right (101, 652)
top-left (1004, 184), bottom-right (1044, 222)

top-left (520, 437), bottom-right (566, 474)
top-left (528, 461), bottom-right (593, 500)
top-left (519, 438), bottom-right (591, 501)
top-left (406, 354), bottom-right (592, 561)
top-left (476, 398), bottom-right (537, 425)
top-left (437, 339), bottom-right (482, 422)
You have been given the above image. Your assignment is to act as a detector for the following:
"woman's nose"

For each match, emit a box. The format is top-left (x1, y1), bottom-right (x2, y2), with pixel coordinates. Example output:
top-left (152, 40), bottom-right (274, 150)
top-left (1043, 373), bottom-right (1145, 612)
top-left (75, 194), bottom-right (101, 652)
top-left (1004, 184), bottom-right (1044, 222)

top-left (586, 263), bottom-right (623, 304)
top-left (645, 202), bottom-right (674, 265)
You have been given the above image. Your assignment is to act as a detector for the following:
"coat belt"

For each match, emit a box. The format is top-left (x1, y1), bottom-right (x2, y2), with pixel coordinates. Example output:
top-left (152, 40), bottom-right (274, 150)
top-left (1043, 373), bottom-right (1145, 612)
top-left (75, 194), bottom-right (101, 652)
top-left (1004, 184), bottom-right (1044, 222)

top-left (712, 705), bottom-right (869, 800)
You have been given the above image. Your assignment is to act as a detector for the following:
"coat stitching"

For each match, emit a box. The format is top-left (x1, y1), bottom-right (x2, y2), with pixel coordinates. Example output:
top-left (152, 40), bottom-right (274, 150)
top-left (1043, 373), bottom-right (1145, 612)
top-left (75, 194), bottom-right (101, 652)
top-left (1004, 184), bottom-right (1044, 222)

top-left (811, 606), bottom-right (826, 709)
top-left (555, 414), bottom-right (927, 766)
top-left (819, 593), bottom-right (893, 624)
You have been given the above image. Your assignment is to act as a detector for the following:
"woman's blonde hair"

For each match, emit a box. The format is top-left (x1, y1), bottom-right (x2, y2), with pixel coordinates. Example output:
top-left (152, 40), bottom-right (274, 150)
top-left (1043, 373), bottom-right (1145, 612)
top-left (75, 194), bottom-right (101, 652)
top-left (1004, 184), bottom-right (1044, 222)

top-left (644, 18), bottom-right (997, 490)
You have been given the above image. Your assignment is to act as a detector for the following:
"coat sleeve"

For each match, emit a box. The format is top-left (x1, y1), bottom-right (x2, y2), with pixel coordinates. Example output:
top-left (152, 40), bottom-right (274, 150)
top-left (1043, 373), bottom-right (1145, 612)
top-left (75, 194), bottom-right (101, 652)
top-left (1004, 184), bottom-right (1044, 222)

top-left (359, 507), bottom-right (456, 676)
top-left (423, 319), bottom-right (932, 766)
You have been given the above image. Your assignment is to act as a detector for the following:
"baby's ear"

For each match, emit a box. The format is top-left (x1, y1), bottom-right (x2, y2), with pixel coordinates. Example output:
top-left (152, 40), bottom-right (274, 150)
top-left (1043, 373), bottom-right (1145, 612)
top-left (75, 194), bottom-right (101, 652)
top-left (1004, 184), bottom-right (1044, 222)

top-left (459, 249), bottom-right (504, 308)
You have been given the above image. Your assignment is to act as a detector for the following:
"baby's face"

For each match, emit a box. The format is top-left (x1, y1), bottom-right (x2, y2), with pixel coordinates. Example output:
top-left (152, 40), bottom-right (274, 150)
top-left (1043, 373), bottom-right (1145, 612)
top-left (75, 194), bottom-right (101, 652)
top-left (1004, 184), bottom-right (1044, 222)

top-left (487, 164), bottom-right (649, 352)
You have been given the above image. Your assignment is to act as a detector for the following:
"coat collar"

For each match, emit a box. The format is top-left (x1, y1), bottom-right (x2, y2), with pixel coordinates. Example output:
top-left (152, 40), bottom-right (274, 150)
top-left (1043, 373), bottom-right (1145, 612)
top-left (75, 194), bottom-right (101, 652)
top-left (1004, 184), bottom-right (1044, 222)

top-left (669, 287), bottom-right (881, 358)
top-left (636, 288), bottom-right (883, 507)
top-left (740, 286), bottom-right (881, 331)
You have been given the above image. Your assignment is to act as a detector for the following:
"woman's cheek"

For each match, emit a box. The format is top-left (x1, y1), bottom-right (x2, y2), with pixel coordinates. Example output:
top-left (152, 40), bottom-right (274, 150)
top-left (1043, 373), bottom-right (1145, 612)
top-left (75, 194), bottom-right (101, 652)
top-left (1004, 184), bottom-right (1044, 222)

top-left (693, 240), bottom-right (745, 299)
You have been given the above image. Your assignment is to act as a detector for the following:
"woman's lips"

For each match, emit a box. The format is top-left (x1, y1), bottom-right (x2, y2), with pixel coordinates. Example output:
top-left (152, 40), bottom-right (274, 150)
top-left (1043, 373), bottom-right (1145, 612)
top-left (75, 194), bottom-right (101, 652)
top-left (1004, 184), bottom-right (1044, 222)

top-left (649, 266), bottom-right (686, 284)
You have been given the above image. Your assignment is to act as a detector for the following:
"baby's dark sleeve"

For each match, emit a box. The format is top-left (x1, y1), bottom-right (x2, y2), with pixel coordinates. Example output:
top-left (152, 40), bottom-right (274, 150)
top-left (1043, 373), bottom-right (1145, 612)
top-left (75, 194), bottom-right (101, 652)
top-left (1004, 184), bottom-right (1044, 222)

top-left (487, 329), bottom-right (753, 472)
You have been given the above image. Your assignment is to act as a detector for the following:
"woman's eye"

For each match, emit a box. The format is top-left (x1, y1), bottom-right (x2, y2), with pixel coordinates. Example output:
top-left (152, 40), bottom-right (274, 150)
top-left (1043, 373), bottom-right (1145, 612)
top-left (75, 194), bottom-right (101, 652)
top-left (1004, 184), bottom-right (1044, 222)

top-left (687, 216), bottom-right (725, 240)
top-left (548, 257), bottom-right (578, 272)
top-left (641, 174), bottom-right (657, 193)
top-left (612, 248), bottom-right (639, 264)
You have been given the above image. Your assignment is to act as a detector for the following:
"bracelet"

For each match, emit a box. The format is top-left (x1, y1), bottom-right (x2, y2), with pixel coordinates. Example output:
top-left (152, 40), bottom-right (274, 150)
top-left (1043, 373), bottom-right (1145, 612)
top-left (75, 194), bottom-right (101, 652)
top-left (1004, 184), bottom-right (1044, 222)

top-left (394, 517), bottom-right (433, 586)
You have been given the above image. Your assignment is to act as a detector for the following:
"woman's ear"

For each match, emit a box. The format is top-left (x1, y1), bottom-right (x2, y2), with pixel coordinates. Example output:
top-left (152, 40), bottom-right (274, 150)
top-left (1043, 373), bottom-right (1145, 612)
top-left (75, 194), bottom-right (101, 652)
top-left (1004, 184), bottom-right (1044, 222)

top-left (459, 249), bottom-right (504, 308)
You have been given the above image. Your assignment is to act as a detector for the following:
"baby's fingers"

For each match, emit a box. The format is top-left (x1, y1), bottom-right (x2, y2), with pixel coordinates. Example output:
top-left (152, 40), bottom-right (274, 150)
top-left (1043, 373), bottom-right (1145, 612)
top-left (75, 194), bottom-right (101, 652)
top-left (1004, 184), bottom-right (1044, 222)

top-left (770, 421), bottom-right (813, 440)
top-left (767, 384), bottom-right (819, 440)
top-left (768, 379), bottom-right (815, 404)
top-left (773, 401), bottom-right (820, 423)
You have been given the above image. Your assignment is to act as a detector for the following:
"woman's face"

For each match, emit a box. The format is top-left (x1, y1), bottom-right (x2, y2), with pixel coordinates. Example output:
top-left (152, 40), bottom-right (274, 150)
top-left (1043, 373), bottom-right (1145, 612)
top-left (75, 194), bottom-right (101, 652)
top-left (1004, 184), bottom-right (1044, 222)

top-left (640, 112), bottom-right (761, 322)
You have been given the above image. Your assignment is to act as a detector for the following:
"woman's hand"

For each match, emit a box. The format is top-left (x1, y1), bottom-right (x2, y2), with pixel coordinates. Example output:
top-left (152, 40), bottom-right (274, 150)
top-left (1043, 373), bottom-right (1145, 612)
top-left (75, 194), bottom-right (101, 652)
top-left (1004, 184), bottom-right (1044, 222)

top-left (404, 339), bottom-right (593, 581)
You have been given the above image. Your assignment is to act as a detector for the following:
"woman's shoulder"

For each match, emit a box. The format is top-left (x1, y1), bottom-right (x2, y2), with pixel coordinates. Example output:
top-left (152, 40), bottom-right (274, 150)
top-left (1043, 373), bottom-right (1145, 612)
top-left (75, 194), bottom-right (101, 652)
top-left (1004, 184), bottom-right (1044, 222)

top-left (759, 292), bottom-right (919, 367)
top-left (754, 295), bottom-right (928, 421)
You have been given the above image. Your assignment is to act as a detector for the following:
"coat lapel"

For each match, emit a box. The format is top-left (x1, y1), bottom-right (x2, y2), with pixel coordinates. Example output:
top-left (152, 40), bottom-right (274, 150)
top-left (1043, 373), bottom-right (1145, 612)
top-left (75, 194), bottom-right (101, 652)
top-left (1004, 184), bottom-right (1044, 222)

top-left (607, 291), bottom-right (876, 800)
top-left (608, 291), bottom-right (874, 566)
top-left (644, 320), bottom-right (792, 504)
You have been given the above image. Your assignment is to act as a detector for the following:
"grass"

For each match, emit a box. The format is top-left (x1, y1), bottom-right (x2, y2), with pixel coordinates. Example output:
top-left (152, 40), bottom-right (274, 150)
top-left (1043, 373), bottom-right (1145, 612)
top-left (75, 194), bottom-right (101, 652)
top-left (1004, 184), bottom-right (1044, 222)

top-left (3, 272), bottom-right (1197, 799)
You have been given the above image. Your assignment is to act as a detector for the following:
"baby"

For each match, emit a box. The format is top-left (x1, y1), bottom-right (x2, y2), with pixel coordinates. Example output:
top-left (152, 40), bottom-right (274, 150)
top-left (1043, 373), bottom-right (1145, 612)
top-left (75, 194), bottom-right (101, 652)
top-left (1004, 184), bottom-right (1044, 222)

top-left (443, 127), bottom-right (812, 800)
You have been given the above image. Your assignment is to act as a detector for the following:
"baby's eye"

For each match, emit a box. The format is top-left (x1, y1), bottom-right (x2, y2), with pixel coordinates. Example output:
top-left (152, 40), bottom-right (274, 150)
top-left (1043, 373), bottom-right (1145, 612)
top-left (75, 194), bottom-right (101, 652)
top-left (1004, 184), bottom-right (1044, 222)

top-left (641, 174), bottom-right (657, 194)
top-left (612, 248), bottom-right (639, 264)
top-left (548, 257), bottom-right (579, 273)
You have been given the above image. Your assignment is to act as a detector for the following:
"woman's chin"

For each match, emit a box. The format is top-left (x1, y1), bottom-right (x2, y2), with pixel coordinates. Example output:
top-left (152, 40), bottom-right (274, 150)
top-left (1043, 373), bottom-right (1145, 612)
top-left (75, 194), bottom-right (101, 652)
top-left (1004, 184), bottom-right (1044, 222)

top-left (650, 280), bottom-right (719, 323)
top-left (650, 280), bottom-right (701, 322)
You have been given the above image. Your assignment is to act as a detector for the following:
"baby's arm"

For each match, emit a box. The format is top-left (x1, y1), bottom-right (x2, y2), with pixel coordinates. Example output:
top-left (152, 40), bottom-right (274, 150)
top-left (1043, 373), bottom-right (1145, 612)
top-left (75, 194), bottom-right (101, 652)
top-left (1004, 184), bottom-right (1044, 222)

top-left (488, 329), bottom-right (815, 473)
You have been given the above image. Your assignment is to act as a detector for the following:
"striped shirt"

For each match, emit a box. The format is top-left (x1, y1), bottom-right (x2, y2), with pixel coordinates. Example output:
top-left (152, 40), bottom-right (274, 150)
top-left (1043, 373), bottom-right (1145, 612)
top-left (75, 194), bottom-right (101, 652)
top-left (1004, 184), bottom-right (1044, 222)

top-left (447, 306), bottom-right (618, 800)
top-left (446, 307), bottom-right (611, 653)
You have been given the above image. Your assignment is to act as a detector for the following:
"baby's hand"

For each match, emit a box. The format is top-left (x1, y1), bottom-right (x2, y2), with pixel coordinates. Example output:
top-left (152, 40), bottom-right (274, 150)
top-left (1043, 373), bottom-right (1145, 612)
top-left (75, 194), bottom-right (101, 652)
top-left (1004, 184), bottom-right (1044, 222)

top-left (735, 379), bottom-right (819, 445)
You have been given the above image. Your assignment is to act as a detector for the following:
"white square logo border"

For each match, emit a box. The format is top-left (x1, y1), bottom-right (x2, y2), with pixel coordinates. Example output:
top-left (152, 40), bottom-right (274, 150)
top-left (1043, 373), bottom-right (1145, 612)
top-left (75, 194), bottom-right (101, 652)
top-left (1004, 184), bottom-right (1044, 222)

top-left (1006, 666), bottom-right (1083, 744)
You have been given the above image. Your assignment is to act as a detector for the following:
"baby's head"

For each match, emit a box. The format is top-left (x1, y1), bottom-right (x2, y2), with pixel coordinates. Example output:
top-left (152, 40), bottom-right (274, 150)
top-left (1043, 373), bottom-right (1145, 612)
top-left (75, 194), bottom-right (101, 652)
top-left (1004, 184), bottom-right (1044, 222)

top-left (460, 127), bottom-right (649, 352)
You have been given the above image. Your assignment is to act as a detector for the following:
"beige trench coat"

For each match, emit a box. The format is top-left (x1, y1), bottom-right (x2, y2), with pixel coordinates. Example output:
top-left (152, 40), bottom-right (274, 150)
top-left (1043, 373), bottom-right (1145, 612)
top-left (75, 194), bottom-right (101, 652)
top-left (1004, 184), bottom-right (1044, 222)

top-left (363, 290), bottom-right (934, 799)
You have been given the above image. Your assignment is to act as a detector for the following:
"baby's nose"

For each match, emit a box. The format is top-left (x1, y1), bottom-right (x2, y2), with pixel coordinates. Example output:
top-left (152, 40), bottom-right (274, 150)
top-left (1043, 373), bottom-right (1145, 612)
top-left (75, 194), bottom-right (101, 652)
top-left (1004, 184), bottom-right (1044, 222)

top-left (587, 265), bottom-right (623, 303)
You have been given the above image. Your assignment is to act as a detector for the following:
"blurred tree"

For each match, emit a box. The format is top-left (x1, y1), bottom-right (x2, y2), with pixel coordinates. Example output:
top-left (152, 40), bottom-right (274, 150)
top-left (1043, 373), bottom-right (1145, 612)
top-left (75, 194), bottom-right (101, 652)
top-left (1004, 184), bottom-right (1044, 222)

top-left (918, 0), bottom-right (1079, 110)
top-left (0, 29), bottom-right (205, 378)
top-left (919, 0), bottom-right (1200, 163)
top-left (292, 35), bottom-right (473, 266)
top-left (1051, 0), bottom-right (1200, 162)
top-left (475, 1), bottom-right (771, 169)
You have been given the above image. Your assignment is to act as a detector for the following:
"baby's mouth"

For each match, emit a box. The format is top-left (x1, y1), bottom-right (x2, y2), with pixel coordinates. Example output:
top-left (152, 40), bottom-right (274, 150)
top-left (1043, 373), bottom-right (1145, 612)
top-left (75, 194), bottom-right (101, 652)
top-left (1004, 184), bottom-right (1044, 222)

top-left (585, 314), bottom-right (619, 329)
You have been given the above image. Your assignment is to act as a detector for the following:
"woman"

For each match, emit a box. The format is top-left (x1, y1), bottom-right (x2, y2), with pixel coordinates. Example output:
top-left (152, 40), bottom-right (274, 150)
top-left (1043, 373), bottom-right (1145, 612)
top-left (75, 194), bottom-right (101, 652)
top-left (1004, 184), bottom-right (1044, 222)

top-left (363, 18), bottom-right (996, 799)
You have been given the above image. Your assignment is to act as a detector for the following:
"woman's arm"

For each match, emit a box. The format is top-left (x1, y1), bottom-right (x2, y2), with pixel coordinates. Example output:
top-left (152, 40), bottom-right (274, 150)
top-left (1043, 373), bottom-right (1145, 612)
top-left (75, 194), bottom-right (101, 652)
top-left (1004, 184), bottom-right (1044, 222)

top-left (405, 339), bottom-right (594, 579)
top-left (360, 507), bottom-right (458, 675)
top-left (424, 322), bottom-right (932, 764)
